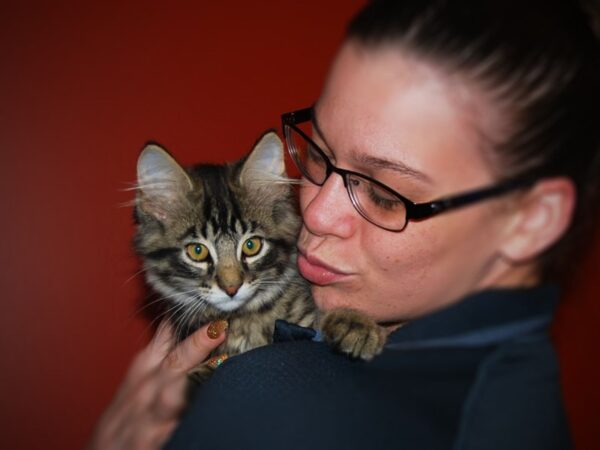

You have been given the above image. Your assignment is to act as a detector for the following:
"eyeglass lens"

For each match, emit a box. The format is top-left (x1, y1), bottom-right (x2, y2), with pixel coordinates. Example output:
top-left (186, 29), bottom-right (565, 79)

top-left (284, 123), bottom-right (408, 231)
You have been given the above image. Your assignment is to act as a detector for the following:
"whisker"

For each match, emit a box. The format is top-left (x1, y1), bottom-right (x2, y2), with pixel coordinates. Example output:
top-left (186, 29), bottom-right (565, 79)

top-left (124, 267), bottom-right (149, 285)
top-left (118, 199), bottom-right (137, 208)
top-left (177, 298), bottom-right (204, 339)
top-left (170, 292), bottom-right (211, 341)
top-left (122, 180), bottom-right (181, 192)
top-left (245, 173), bottom-right (303, 186)
top-left (129, 287), bottom-right (203, 319)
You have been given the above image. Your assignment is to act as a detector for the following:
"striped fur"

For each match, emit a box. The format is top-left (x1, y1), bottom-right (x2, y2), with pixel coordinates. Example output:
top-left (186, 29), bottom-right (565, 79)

top-left (134, 133), bottom-right (317, 358)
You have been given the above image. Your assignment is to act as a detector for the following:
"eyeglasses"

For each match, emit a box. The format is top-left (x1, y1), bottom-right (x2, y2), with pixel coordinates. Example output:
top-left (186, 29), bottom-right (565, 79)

top-left (281, 106), bottom-right (537, 232)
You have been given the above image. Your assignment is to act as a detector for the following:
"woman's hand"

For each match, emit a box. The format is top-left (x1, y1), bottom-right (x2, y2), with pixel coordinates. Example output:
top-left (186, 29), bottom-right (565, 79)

top-left (87, 320), bottom-right (228, 450)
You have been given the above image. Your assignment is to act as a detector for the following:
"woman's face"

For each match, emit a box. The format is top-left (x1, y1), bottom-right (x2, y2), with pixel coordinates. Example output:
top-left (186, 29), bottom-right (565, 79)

top-left (297, 42), bottom-right (520, 322)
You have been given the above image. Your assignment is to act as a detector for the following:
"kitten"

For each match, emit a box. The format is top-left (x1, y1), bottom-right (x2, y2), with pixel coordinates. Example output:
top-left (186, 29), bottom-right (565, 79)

top-left (134, 131), bottom-right (386, 380)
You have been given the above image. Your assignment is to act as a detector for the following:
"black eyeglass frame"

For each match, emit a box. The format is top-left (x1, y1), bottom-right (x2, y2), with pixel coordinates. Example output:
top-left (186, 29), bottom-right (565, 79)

top-left (281, 106), bottom-right (538, 232)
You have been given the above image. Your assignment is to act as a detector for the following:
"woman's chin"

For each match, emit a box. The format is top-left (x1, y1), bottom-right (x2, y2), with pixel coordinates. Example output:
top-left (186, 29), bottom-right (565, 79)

top-left (311, 286), bottom-right (355, 312)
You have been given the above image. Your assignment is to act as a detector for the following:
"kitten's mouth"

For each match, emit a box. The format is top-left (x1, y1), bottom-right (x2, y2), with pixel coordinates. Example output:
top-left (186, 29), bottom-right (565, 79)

top-left (208, 295), bottom-right (246, 312)
top-left (206, 285), bottom-right (258, 312)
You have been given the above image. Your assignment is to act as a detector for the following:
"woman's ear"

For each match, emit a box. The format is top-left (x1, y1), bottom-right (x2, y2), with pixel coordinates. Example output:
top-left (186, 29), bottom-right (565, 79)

top-left (499, 177), bottom-right (576, 262)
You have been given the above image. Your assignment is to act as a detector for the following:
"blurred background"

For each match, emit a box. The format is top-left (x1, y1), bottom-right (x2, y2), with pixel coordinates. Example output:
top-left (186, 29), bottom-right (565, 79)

top-left (0, 1), bottom-right (598, 449)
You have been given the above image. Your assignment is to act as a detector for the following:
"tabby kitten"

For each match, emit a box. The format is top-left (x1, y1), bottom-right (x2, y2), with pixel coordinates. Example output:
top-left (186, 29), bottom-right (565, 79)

top-left (134, 132), bottom-right (385, 378)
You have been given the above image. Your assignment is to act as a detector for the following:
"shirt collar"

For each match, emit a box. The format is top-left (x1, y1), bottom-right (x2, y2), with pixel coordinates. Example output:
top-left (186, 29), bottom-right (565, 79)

top-left (385, 285), bottom-right (560, 350)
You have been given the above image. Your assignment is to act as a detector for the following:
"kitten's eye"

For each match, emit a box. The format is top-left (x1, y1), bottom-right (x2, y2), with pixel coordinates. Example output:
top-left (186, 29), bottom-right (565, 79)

top-left (185, 243), bottom-right (210, 262)
top-left (242, 237), bottom-right (263, 257)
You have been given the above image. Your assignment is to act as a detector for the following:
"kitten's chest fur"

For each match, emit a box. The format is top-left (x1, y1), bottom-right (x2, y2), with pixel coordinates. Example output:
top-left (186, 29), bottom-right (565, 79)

top-left (214, 272), bottom-right (316, 356)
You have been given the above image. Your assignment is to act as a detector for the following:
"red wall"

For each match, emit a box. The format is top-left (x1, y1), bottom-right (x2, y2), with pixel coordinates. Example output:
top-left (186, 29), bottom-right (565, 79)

top-left (0, 2), bottom-right (597, 449)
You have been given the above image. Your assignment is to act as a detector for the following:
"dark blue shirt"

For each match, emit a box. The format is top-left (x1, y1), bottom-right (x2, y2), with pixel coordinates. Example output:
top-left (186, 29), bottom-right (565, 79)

top-left (166, 286), bottom-right (571, 450)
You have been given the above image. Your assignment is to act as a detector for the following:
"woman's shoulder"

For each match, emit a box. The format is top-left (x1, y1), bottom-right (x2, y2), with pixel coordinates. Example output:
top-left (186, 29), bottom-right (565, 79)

top-left (167, 330), bottom-right (569, 450)
top-left (453, 335), bottom-right (571, 450)
top-left (166, 339), bottom-right (476, 450)
top-left (203, 339), bottom-right (358, 400)
top-left (167, 340), bottom-right (379, 450)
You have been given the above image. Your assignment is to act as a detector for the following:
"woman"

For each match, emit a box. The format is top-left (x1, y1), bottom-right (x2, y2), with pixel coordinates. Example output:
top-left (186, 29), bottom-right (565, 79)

top-left (88, 0), bottom-right (600, 448)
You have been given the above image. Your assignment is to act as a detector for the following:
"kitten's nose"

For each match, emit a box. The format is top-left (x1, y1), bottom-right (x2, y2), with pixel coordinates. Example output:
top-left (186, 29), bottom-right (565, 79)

top-left (222, 284), bottom-right (240, 297)
top-left (216, 267), bottom-right (242, 297)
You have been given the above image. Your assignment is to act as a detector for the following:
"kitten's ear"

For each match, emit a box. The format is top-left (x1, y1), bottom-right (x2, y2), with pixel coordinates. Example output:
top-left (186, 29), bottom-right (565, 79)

top-left (136, 144), bottom-right (193, 221)
top-left (239, 131), bottom-right (286, 188)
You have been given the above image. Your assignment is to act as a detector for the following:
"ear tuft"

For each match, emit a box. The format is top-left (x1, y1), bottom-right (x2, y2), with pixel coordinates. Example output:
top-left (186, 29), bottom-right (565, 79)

top-left (239, 132), bottom-right (286, 188)
top-left (136, 144), bottom-right (193, 221)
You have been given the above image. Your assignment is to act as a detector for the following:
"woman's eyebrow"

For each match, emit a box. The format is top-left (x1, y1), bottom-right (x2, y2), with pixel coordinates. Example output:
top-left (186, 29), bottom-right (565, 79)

top-left (352, 152), bottom-right (433, 184)
top-left (312, 110), bottom-right (432, 184)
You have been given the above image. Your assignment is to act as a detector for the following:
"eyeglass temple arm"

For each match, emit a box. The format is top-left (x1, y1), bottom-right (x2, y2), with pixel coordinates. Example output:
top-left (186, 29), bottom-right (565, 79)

top-left (406, 177), bottom-right (536, 221)
top-left (281, 107), bottom-right (313, 127)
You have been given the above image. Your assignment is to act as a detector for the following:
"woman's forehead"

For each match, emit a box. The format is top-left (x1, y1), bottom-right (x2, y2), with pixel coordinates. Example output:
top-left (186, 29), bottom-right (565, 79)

top-left (316, 42), bottom-right (498, 190)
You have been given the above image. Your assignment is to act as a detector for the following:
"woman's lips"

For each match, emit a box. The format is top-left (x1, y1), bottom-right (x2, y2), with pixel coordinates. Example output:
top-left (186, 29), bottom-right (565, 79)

top-left (296, 251), bottom-right (351, 285)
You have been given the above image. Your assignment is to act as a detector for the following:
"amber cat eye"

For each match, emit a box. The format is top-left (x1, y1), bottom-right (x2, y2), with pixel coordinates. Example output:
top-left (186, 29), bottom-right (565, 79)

top-left (242, 237), bottom-right (262, 257)
top-left (185, 243), bottom-right (210, 262)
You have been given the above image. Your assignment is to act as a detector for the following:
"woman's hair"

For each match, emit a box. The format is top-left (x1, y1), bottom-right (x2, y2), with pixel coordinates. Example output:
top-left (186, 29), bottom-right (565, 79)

top-left (347, 0), bottom-right (600, 283)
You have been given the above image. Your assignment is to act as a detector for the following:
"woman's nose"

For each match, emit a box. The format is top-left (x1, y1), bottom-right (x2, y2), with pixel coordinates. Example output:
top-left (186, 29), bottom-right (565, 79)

top-left (300, 173), bottom-right (358, 238)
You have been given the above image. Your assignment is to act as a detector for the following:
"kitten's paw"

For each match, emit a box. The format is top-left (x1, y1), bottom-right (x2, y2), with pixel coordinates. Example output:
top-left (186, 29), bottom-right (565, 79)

top-left (320, 308), bottom-right (387, 361)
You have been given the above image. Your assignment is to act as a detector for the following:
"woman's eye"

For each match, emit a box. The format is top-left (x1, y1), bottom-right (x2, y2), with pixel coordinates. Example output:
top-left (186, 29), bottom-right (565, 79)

top-left (368, 188), bottom-right (403, 210)
top-left (185, 243), bottom-right (210, 262)
top-left (307, 146), bottom-right (322, 163)
top-left (242, 237), bottom-right (263, 257)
